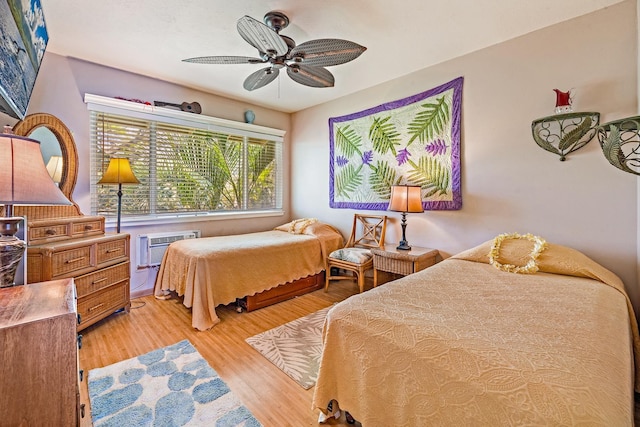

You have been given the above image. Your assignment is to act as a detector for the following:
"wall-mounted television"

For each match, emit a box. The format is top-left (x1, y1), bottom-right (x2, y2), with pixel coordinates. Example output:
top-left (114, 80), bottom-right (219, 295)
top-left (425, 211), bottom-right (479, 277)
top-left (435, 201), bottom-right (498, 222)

top-left (0, 0), bottom-right (48, 120)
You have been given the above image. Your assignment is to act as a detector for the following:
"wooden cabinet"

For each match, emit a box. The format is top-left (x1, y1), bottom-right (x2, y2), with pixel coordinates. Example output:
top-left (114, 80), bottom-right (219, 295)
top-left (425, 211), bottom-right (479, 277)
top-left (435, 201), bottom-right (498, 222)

top-left (27, 222), bottom-right (131, 331)
top-left (0, 278), bottom-right (81, 425)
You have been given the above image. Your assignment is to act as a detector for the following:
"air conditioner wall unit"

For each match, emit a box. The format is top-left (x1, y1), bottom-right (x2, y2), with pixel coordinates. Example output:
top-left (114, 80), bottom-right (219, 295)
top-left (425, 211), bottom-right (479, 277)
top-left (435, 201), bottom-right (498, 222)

top-left (137, 230), bottom-right (201, 269)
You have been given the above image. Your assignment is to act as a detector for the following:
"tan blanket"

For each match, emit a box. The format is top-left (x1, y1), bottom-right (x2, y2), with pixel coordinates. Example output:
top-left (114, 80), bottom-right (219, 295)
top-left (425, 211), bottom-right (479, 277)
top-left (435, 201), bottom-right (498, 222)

top-left (313, 240), bottom-right (638, 426)
top-left (154, 222), bottom-right (343, 330)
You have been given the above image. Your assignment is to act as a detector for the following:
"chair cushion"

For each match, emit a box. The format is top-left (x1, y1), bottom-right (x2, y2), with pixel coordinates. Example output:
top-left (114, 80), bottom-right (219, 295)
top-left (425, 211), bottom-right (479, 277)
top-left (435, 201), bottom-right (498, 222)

top-left (329, 247), bottom-right (373, 264)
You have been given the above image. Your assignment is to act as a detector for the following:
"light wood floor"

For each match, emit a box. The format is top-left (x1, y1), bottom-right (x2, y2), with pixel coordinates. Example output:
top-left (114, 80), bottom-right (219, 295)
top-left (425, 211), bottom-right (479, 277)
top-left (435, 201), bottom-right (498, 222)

top-left (79, 279), bottom-right (365, 427)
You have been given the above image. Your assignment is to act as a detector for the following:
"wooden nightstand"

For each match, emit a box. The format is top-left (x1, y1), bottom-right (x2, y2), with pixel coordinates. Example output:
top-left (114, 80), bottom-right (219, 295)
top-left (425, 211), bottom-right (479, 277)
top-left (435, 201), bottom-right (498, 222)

top-left (371, 246), bottom-right (438, 286)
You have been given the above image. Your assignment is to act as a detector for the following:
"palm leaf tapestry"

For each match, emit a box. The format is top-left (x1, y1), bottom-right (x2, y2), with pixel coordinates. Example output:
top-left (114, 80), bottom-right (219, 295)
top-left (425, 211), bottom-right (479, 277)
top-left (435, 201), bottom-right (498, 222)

top-left (329, 77), bottom-right (463, 210)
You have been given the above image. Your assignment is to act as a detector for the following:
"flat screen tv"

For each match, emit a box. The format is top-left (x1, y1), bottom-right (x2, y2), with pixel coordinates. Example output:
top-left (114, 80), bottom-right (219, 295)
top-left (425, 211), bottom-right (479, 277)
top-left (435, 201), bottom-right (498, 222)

top-left (0, 0), bottom-right (48, 120)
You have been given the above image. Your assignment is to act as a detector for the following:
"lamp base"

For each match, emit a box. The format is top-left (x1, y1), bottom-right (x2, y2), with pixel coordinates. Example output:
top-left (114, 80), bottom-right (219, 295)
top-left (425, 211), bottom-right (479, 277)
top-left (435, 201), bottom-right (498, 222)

top-left (397, 212), bottom-right (411, 250)
top-left (396, 241), bottom-right (412, 251)
top-left (0, 218), bottom-right (26, 288)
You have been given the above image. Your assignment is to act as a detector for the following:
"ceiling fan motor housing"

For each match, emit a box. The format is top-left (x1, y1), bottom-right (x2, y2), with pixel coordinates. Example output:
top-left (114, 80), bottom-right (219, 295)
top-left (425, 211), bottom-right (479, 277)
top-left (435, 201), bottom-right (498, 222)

top-left (264, 11), bottom-right (290, 33)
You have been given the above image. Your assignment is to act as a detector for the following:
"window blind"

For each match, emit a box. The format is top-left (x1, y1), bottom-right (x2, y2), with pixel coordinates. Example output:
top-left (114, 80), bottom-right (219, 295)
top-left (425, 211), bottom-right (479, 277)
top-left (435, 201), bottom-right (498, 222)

top-left (88, 101), bottom-right (283, 220)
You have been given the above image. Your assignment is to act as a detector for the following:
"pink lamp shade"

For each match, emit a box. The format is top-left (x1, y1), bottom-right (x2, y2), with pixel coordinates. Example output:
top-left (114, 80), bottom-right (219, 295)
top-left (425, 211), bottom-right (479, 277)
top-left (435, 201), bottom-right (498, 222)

top-left (0, 134), bottom-right (72, 287)
top-left (0, 134), bottom-right (72, 213)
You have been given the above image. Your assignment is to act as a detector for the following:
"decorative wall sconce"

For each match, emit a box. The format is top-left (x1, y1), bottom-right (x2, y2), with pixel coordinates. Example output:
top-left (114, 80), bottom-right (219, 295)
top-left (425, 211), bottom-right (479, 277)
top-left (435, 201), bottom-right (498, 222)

top-left (531, 112), bottom-right (600, 161)
top-left (596, 116), bottom-right (640, 175)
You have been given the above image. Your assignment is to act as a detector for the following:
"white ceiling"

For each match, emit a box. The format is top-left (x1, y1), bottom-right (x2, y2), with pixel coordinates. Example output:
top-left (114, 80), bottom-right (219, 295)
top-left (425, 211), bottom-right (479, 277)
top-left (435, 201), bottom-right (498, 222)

top-left (42, 0), bottom-right (626, 113)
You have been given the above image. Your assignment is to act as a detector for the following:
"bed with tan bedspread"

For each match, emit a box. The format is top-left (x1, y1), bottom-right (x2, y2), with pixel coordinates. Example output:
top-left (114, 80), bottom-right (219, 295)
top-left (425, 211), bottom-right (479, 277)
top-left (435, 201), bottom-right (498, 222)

top-left (312, 238), bottom-right (640, 426)
top-left (154, 221), bottom-right (343, 330)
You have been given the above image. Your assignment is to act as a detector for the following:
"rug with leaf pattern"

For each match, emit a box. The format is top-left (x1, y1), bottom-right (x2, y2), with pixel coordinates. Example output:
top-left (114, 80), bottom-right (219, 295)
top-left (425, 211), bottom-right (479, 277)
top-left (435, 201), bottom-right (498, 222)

top-left (88, 340), bottom-right (261, 426)
top-left (246, 306), bottom-right (331, 389)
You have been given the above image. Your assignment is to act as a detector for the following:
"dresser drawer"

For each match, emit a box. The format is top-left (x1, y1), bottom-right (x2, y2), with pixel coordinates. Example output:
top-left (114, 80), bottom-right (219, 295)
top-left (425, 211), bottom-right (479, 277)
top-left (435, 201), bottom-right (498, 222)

top-left (75, 261), bottom-right (130, 298)
top-left (52, 246), bottom-right (93, 277)
top-left (71, 219), bottom-right (104, 238)
top-left (78, 280), bottom-right (129, 327)
top-left (28, 216), bottom-right (105, 245)
top-left (97, 238), bottom-right (128, 264)
top-left (29, 224), bottom-right (68, 243)
top-left (28, 233), bottom-right (131, 283)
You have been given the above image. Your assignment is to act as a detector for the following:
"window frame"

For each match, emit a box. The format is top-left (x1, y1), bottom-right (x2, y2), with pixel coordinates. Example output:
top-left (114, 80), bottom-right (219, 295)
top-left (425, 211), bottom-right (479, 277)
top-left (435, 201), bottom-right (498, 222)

top-left (85, 94), bottom-right (286, 226)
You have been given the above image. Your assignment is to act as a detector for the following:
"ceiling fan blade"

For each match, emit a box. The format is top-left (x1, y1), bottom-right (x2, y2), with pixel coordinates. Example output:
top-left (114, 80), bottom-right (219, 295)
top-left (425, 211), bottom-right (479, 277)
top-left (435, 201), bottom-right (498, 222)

top-left (243, 67), bottom-right (280, 91)
top-left (287, 65), bottom-right (334, 88)
top-left (289, 39), bottom-right (366, 67)
top-left (237, 15), bottom-right (288, 58)
top-left (183, 56), bottom-right (265, 65)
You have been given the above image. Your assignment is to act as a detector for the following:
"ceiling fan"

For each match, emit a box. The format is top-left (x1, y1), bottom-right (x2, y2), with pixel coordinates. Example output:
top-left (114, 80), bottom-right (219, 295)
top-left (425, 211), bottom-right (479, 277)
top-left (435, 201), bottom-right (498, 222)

top-left (183, 11), bottom-right (367, 91)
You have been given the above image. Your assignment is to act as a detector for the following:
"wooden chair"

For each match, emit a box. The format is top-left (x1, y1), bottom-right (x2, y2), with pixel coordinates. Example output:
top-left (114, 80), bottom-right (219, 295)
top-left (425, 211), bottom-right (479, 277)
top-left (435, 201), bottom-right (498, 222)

top-left (325, 214), bottom-right (387, 293)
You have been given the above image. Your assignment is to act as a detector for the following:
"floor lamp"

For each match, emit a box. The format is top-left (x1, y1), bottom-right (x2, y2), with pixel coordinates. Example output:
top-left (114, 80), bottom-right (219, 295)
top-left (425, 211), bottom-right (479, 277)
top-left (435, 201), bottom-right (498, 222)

top-left (97, 158), bottom-right (140, 233)
top-left (0, 134), bottom-right (72, 287)
top-left (388, 185), bottom-right (424, 251)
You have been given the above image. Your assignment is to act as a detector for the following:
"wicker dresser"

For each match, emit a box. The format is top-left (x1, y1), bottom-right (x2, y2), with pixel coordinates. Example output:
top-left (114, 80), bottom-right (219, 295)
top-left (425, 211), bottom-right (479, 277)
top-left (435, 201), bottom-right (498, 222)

top-left (26, 216), bottom-right (130, 331)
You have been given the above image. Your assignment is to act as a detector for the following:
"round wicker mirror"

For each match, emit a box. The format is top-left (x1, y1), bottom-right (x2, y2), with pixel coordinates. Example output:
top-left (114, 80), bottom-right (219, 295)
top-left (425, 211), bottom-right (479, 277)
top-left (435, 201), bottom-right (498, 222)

top-left (12, 113), bottom-right (81, 218)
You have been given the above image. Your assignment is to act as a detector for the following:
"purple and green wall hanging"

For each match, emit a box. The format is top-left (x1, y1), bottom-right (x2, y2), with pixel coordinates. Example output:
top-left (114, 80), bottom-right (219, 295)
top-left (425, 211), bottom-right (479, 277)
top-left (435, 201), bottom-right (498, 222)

top-left (329, 76), bottom-right (463, 210)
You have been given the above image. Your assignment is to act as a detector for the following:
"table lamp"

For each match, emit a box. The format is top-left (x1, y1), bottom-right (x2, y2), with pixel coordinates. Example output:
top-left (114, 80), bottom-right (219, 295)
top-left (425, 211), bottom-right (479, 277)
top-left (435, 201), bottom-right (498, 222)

top-left (97, 158), bottom-right (140, 233)
top-left (0, 134), bottom-right (72, 287)
top-left (388, 185), bottom-right (424, 250)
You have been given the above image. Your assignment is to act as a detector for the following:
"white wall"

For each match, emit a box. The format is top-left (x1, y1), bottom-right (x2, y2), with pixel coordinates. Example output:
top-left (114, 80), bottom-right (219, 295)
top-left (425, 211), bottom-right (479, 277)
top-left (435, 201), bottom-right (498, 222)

top-left (292, 2), bottom-right (640, 310)
top-left (1, 55), bottom-right (293, 296)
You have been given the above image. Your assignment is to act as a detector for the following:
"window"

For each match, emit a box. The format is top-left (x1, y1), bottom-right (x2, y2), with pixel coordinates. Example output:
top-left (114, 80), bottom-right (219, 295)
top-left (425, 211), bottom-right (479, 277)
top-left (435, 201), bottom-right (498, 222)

top-left (86, 95), bottom-right (285, 222)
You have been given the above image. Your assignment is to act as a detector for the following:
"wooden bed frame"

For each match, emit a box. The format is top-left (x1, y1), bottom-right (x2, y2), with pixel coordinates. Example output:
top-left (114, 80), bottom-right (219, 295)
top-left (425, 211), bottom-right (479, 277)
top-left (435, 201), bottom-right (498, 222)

top-left (242, 271), bottom-right (325, 311)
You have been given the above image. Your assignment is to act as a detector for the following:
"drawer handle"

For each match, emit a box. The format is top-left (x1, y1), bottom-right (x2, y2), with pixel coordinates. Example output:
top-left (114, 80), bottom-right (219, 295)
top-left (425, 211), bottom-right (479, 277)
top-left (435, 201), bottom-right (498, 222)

top-left (84, 225), bottom-right (93, 230)
top-left (92, 277), bottom-right (107, 285)
top-left (77, 334), bottom-right (83, 349)
top-left (106, 248), bottom-right (122, 254)
top-left (88, 303), bottom-right (104, 312)
top-left (45, 229), bottom-right (56, 235)
top-left (79, 369), bottom-right (84, 382)
top-left (65, 256), bottom-right (86, 264)
top-left (80, 403), bottom-right (85, 418)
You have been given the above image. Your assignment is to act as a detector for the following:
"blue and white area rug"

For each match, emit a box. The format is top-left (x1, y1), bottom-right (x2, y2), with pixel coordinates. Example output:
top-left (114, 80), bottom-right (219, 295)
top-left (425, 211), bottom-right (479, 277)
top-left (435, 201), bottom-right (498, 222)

top-left (88, 340), bottom-right (261, 426)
